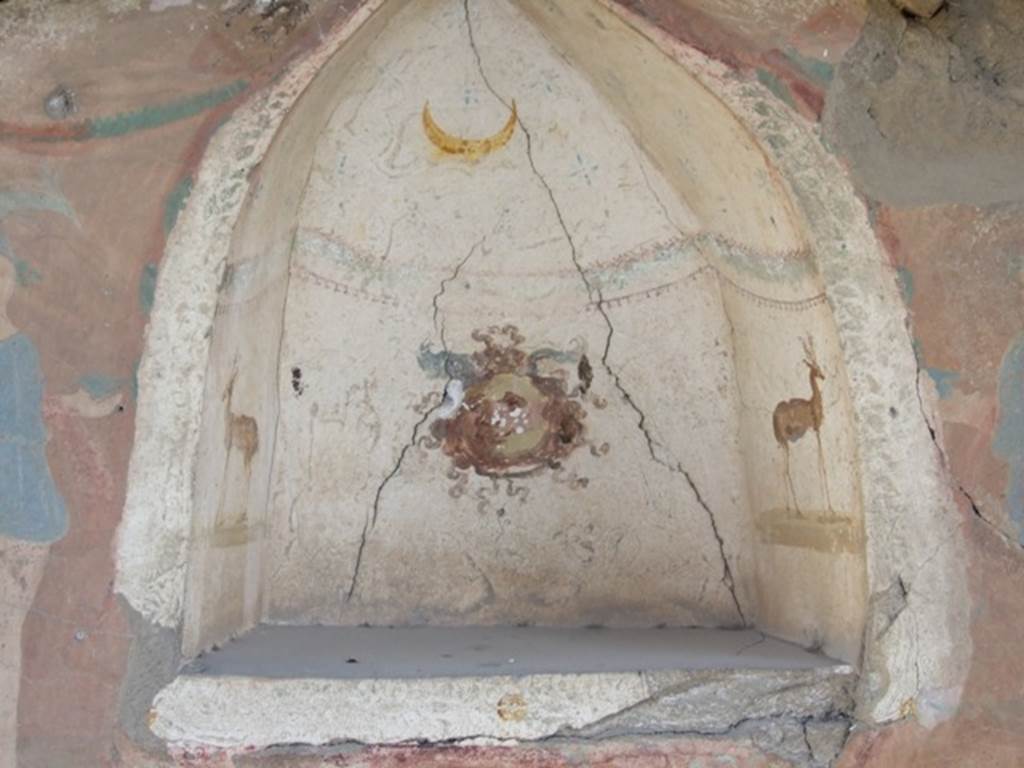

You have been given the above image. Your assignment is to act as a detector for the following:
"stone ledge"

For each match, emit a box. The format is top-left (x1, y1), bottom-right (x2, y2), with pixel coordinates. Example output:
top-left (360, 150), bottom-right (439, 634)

top-left (149, 626), bottom-right (854, 749)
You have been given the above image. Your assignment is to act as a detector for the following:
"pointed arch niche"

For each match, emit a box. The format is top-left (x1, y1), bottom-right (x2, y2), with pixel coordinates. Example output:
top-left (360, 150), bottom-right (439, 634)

top-left (116, 0), bottom-right (970, 750)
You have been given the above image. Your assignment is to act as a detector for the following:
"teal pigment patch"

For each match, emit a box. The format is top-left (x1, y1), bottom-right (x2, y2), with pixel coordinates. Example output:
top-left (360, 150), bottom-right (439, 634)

top-left (782, 47), bottom-right (835, 85)
top-left (139, 263), bottom-right (158, 316)
top-left (993, 334), bottom-right (1024, 544)
top-left (912, 339), bottom-right (959, 399)
top-left (79, 373), bottom-right (124, 399)
top-left (896, 266), bottom-right (914, 304)
top-left (925, 367), bottom-right (960, 399)
top-left (89, 80), bottom-right (248, 139)
top-left (756, 69), bottom-right (795, 109)
top-left (163, 176), bottom-right (194, 235)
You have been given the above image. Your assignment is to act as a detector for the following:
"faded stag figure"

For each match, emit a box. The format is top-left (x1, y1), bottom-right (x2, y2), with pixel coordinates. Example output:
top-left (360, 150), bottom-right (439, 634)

top-left (772, 337), bottom-right (834, 516)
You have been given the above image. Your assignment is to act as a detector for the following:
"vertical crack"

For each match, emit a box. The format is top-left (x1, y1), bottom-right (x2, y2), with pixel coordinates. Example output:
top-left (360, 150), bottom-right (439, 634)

top-left (432, 237), bottom-right (485, 363)
top-left (344, 404), bottom-right (437, 601)
top-left (680, 465), bottom-right (747, 625)
top-left (913, 360), bottom-right (1019, 549)
top-left (463, 0), bottom-right (746, 625)
top-left (799, 717), bottom-right (818, 764)
top-left (632, 144), bottom-right (749, 625)
top-left (463, 0), bottom-right (663, 470)
top-left (346, 238), bottom-right (486, 601)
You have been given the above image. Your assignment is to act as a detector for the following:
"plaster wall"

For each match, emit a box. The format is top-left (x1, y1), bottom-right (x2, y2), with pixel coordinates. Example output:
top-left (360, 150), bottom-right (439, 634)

top-left (120, 0), bottom-right (877, 663)
top-left (3, 0), bottom-right (1015, 764)
top-left (519, 0), bottom-right (868, 664)
top-left (151, 0), bottom-right (874, 660)
top-left (265, 0), bottom-right (750, 629)
top-left (177, 2), bottom-right (401, 654)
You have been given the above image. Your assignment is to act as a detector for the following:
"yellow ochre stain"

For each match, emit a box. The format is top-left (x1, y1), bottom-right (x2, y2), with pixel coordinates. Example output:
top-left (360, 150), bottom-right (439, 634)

top-left (496, 692), bottom-right (528, 722)
top-left (422, 100), bottom-right (517, 161)
top-left (899, 698), bottom-right (918, 719)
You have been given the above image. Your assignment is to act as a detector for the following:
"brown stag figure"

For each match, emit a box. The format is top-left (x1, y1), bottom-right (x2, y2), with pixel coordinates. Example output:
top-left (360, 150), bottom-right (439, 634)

top-left (772, 337), bottom-right (833, 516)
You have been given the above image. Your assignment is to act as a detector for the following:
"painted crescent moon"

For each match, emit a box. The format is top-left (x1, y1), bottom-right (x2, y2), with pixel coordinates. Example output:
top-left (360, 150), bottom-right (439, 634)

top-left (422, 100), bottom-right (517, 159)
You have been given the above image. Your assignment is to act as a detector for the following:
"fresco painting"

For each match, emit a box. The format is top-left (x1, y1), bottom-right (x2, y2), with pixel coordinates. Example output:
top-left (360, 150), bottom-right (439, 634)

top-left (430, 325), bottom-right (589, 477)
top-left (771, 337), bottom-right (833, 517)
top-left (421, 100), bottom-right (518, 160)
top-left (0, 0), bottom-right (1021, 764)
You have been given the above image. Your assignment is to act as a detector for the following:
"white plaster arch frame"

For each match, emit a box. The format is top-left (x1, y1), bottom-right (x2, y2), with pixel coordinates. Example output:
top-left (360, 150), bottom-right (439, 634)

top-left (115, 0), bottom-right (970, 727)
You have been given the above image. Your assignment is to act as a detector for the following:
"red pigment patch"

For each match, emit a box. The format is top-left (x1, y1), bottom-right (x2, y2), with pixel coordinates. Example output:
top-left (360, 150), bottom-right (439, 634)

top-left (328, 740), bottom-right (782, 768)
top-left (433, 326), bottom-right (585, 477)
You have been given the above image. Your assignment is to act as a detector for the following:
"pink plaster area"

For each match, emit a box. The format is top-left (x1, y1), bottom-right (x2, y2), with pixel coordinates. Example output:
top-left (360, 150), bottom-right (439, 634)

top-left (875, 204), bottom-right (1024, 542)
top-left (613, 0), bottom-right (865, 118)
top-left (835, 192), bottom-right (1024, 762)
top-left (3, 3), bottom-right (364, 766)
top-left (838, 504), bottom-right (1024, 767)
top-left (342, 742), bottom-right (783, 768)
top-left (157, 740), bottom-right (784, 768)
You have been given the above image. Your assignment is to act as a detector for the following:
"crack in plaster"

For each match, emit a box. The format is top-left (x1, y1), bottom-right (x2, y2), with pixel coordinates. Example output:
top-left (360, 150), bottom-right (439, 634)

top-left (464, 0), bottom-right (745, 626)
top-left (345, 238), bottom-right (487, 601)
top-left (553, 704), bottom-right (853, 767)
top-left (344, 404), bottom-right (437, 601)
top-left (912, 360), bottom-right (1020, 550)
top-left (736, 630), bottom-right (769, 656)
top-left (800, 718), bottom-right (814, 757)
top-left (872, 576), bottom-right (907, 643)
top-left (574, 697), bottom-right (761, 742)
top-left (632, 144), bottom-right (749, 626)
top-left (431, 237), bottom-right (485, 358)
top-left (259, 712), bottom-right (849, 759)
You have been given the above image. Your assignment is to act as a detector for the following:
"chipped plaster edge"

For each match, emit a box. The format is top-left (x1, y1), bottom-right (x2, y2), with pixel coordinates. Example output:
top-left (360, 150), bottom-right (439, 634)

top-left (151, 671), bottom-right (650, 749)
top-left (732, 82), bottom-right (971, 731)
top-left (599, 1), bottom-right (972, 725)
top-left (113, 0), bottom-right (390, 629)
top-left (150, 665), bottom-right (854, 750)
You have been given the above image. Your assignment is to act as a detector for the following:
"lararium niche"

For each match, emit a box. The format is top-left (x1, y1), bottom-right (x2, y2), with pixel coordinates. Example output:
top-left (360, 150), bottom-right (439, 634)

top-left (115, 0), bottom-right (969, 752)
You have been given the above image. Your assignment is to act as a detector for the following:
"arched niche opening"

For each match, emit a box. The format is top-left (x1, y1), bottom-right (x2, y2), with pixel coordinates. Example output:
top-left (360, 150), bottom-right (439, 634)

top-left (116, 0), bottom-right (970, 750)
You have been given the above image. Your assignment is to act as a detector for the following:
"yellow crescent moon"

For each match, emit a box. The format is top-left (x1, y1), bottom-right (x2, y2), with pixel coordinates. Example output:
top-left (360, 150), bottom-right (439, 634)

top-left (422, 100), bottom-right (517, 160)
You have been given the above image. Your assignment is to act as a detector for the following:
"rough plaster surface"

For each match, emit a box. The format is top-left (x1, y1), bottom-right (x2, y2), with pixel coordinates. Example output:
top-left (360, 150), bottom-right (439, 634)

top-left (109, 0), bottom-right (968, 742)
top-left (152, 653), bottom-right (853, 748)
top-left (515, 0), bottom-right (869, 663)
top-left (0, 541), bottom-right (47, 768)
top-left (116, 600), bottom-right (183, 754)
top-left (0, 0), bottom-right (141, 57)
top-left (117, 0), bottom-right (874, 667)
top-left (157, 738), bottom-right (837, 768)
top-left (824, 0), bottom-right (1024, 206)
top-left (874, 204), bottom-right (1024, 547)
top-left (154, 627), bottom-right (852, 761)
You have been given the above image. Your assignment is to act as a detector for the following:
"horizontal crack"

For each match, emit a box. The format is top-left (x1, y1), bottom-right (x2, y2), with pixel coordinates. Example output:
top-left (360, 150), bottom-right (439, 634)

top-left (271, 712), bottom-right (851, 753)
